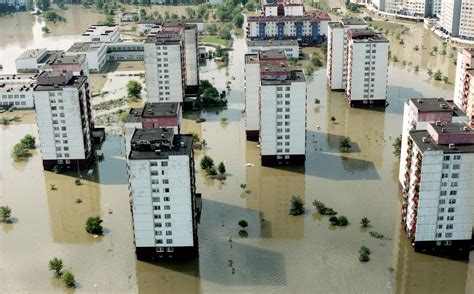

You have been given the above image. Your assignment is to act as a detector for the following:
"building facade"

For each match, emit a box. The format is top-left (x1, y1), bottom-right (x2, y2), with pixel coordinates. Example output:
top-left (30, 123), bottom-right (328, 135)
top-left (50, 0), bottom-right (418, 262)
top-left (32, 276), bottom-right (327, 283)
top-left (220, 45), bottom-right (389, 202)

top-left (245, 50), bottom-right (307, 166)
top-left (127, 128), bottom-right (201, 260)
top-left (246, 10), bottom-right (331, 45)
top-left (346, 29), bottom-right (389, 107)
top-left (0, 74), bottom-right (35, 109)
top-left (440, 0), bottom-right (474, 41)
top-left (453, 48), bottom-right (474, 126)
top-left (401, 122), bottom-right (474, 257)
top-left (33, 71), bottom-right (93, 170)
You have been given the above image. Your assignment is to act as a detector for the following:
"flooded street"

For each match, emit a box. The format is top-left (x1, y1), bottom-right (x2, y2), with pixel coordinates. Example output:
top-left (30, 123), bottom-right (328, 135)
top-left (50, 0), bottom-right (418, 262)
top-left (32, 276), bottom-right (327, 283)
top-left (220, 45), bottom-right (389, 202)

top-left (1, 7), bottom-right (474, 293)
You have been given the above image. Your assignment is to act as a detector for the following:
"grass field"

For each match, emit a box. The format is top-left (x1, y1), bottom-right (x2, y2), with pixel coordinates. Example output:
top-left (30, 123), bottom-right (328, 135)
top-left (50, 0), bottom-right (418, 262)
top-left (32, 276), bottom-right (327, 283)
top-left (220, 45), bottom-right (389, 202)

top-left (199, 35), bottom-right (231, 47)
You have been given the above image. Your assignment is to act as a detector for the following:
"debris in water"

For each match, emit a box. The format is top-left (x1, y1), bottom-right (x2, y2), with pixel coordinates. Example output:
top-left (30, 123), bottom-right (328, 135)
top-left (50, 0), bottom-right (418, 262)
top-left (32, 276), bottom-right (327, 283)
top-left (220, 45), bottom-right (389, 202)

top-left (245, 163), bottom-right (254, 167)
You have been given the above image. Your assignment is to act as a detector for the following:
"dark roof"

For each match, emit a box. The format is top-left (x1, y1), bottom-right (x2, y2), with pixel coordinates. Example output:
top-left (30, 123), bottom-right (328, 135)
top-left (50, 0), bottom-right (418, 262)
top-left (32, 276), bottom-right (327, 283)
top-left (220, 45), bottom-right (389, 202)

top-left (129, 128), bottom-right (193, 160)
top-left (125, 103), bottom-right (180, 123)
top-left (348, 29), bottom-right (388, 43)
top-left (247, 39), bottom-right (299, 47)
top-left (259, 49), bottom-right (287, 60)
top-left (245, 54), bottom-right (259, 64)
top-left (34, 74), bottom-right (87, 91)
top-left (410, 98), bottom-right (453, 113)
top-left (261, 70), bottom-right (305, 85)
top-left (410, 129), bottom-right (474, 154)
top-left (341, 18), bottom-right (367, 26)
top-left (247, 10), bottom-right (331, 22)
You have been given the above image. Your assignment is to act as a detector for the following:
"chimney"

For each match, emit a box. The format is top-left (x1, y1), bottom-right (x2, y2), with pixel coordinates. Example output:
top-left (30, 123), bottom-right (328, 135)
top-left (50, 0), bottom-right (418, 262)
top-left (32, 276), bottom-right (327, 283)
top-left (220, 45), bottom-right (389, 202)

top-left (422, 137), bottom-right (429, 143)
top-left (435, 121), bottom-right (442, 126)
top-left (441, 127), bottom-right (446, 133)
top-left (448, 144), bottom-right (455, 150)
top-left (417, 98), bottom-right (423, 103)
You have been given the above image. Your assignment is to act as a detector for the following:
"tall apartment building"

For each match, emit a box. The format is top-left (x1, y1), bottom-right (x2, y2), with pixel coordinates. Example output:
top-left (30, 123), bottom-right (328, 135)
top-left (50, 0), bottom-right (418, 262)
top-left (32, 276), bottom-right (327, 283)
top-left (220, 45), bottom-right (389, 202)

top-left (346, 29), bottom-right (389, 107)
top-left (401, 122), bottom-right (474, 256)
top-left (372, 0), bottom-right (441, 18)
top-left (399, 98), bottom-right (468, 189)
top-left (34, 71), bottom-right (93, 170)
top-left (440, 0), bottom-right (474, 41)
top-left (246, 10), bottom-right (331, 45)
top-left (0, 74), bottom-right (36, 109)
top-left (327, 18), bottom-right (368, 90)
top-left (244, 50), bottom-right (307, 166)
top-left (127, 128), bottom-right (201, 260)
top-left (453, 48), bottom-right (474, 125)
top-left (144, 22), bottom-right (199, 103)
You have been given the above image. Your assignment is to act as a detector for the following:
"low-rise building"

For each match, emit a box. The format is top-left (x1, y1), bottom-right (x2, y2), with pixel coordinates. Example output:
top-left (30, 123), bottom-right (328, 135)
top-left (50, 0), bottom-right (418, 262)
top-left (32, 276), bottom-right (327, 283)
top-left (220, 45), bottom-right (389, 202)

top-left (0, 74), bottom-right (36, 109)
top-left (246, 10), bottom-right (331, 45)
top-left (401, 122), bottom-right (474, 257)
top-left (44, 54), bottom-right (90, 77)
top-left (247, 39), bottom-right (300, 58)
top-left (127, 128), bottom-right (201, 260)
top-left (245, 50), bottom-right (307, 166)
top-left (33, 70), bottom-right (94, 170)
top-left (106, 42), bottom-right (144, 61)
top-left (66, 42), bottom-right (107, 72)
top-left (81, 24), bottom-right (120, 43)
top-left (15, 48), bottom-right (49, 72)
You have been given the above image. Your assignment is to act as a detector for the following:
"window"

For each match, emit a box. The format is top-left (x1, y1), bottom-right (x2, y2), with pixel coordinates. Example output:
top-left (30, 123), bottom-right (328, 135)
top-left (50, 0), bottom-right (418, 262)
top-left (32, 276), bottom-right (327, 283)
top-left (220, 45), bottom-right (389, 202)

top-left (438, 224), bottom-right (443, 229)
top-left (165, 214), bottom-right (171, 219)
top-left (436, 233), bottom-right (442, 238)
top-left (164, 205), bottom-right (170, 210)
top-left (439, 208), bottom-right (445, 213)
top-left (438, 216), bottom-right (444, 221)
top-left (446, 224), bottom-right (453, 230)
top-left (439, 199), bottom-right (445, 205)
top-left (166, 231), bottom-right (172, 236)
top-left (150, 162), bottom-right (158, 167)
top-left (156, 231), bottom-right (162, 236)
top-left (151, 171), bottom-right (158, 176)
top-left (443, 164), bottom-right (449, 169)
top-left (163, 179), bottom-right (169, 184)
top-left (161, 161), bottom-right (168, 167)
top-left (444, 155), bottom-right (450, 161)
top-left (452, 173), bottom-right (459, 179)
top-left (450, 191), bottom-right (457, 196)
top-left (441, 182), bottom-right (447, 187)
top-left (445, 233), bottom-right (452, 238)
top-left (164, 188), bottom-right (169, 193)
top-left (151, 180), bottom-right (159, 184)
top-left (449, 199), bottom-right (456, 204)
top-left (164, 197), bottom-right (170, 201)
top-left (447, 216), bottom-right (454, 221)
top-left (156, 247), bottom-right (164, 252)
top-left (452, 164), bottom-right (460, 170)
top-left (167, 247), bottom-right (174, 252)
top-left (453, 155), bottom-right (461, 160)
top-left (450, 182), bottom-right (458, 187)
top-left (156, 239), bottom-right (163, 244)
top-left (442, 173), bottom-right (448, 178)
top-left (166, 239), bottom-right (173, 244)
top-left (440, 191), bottom-right (447, 196)
top-left (448, 207), bottom-right (455, 213)
top-left (165, 222), bottom-right (171, 227)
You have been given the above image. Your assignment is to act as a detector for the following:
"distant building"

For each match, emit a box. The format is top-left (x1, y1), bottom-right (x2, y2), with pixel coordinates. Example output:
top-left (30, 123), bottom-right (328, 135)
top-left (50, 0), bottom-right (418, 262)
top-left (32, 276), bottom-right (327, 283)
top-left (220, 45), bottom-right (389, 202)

top-left (401, 122), bottom-right (474, 257)
top-left (440, 0), bottom-right (474, 40)
top-left (0, 74), bottom-right (36, 109)
top-left (121, 12), bottom-right (139, 22)
top-left (245, 50), bottom-right (307, 166)
top-left (66, 42), bottom-right (107, 72)
top-left (15, 48), bottom-right (50, 72)
top-left (127, 128), bottom-right (201, 260)
top-left (247, 39), bottom-right (300, 58)
top-left (0, 0), bottom-right (27, 9)
top-left (262, 0), bottom-right (305, 17)
top-left (246, 10), bottom-right (331, 45)
top-left (81, 24), bottom-right (120, 43)
top-left (453, 48), bottom-right (474, 125)
top-left (106, 42), bottom-right (144, 62)
top-left (207, 0), bottom-right (223, 5)
top-left (370, 0), bottom-right (441, 18)
top-left (33, 71), bottom-right (93, 170)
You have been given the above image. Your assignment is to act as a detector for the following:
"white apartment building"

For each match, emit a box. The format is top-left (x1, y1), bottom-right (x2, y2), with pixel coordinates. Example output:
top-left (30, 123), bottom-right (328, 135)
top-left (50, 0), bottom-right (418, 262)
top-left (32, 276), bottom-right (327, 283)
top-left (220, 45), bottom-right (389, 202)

top-left (262, 0), bottom-right (304, 17)
top-left (0, 74), bottom-right (35, 109)
top-left (34, 70), bottom-right (93, 170)
top-left (327, 19), bottom-right (368, 90)
top-left (247, 39), bottom-right (300, 58)
top-left (440, 0), bottom-right (474, 40)
top-left (245, 50), bottom-right (307, 166)
top-left (402, 122), bottom-right (474, 256)
top-left (81, 24), bottom-right (120, 43)
top-left (66, 42), bottom-right (107, 72)
top-left (399, 98), bottom-right (468, 190)
top-left (453, 48), bottom-right (474, 125)
top-left (127, 128), bottom-right (201, 260)
top-left (346, 29), bottom-right (389, 107)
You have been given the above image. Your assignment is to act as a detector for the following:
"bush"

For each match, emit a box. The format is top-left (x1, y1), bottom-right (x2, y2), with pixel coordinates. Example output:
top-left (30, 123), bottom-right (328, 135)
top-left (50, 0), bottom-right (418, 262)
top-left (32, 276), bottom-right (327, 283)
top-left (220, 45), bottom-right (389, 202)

top-left (11, 143), bottom-right (31, 160)
top-left (338, 216), bottom-right (349, 226)
top-left (20, 134), bottom-right (36, 149)
top-left (85, 216), bottom-right (103, 235)
top-left (127, 80), bottom-right (142, 99)
top-left (433, 70), bottom-right (442, 81)
top-left (359, 252), bottom-right (370, 262)
top-left (312, 200), bottom-right (337, 215)
top-left (330, 116), bottom-right (336, 122)
top-left (360, 217), bottom-right (370, 228)
top-left (339, 137), bottom-right (352, 152)
top-left (200, 155), bottom-right (214, 170)
top-left (0, 206), bottom-right (12, 222)
top-left (289, 196), bottom-right (305, 216)
top-left (0, 117), bottom-right (10, 125)
top-left (218, 162), bottom-right (226, 175)
top-left (392, 135), bottom-right (402, 157)
top-left (61, 270), bottom-right (75, 288)
top-left (329, 216), bottom-right (339, 225)
top-left (359, 246), bottom-right (371, 255)
top-left (48, 257), bottom-right (63, 277)
top-left (52, 164), bottom-right (63, 174)
top-left (238, 220), bottom-right (248, 229)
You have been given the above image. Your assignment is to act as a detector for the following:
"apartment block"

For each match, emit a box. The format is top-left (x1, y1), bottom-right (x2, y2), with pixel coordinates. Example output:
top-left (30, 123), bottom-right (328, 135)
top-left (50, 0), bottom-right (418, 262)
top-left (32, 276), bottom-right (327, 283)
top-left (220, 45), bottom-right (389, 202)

top-left (440, 0), bottom-right (474, 41)
top-left (262, 0), bottom-right (305, 17)
top-left (127, 128), bottom-right (201, 260)
top-left (346, 29), bottom-right (389, 107)
top-left (453, 48), bottom-right (474, 125)
top-left (327, 18), bottom-right (368, 90)
top-left (0, 74), bottom-right (36, 109)
top-left (81, 24), bottom-right (120, 43)
top-left (245, 50), bottom-right (307, 166)
top-left (401, 122), bottom-right (474, 256)
top-left (33, 71), bottom-right (93, 170)
top-left (246, 10), bottom-right (331, 45)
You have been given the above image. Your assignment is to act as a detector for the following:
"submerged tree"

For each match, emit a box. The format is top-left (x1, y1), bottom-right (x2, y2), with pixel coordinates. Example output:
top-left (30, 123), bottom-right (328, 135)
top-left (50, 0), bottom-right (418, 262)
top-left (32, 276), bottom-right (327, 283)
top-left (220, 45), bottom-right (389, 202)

top-left (85, 216), bottom-right (103, 235)
top-left (289, 196), bottom-right (305, 216)
top-left (48, 257), bottom-right (64, 277)
top-left (360, 217), bottom-right (371, 228)
top-left (0, 206), bottom-right (12, 222)
top-left (393, 135), bottom-right (402, 157)
top-left (339, 137), bottom-right (352, 152)
top-left (61, 270), bottom-right (76, 288)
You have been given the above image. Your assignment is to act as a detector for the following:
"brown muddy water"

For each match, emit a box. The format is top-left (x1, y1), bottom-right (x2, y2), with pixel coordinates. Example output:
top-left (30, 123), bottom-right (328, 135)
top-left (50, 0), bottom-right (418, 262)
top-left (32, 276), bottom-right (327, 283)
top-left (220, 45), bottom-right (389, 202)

top-left (1, 8), bottom-right (474, 294)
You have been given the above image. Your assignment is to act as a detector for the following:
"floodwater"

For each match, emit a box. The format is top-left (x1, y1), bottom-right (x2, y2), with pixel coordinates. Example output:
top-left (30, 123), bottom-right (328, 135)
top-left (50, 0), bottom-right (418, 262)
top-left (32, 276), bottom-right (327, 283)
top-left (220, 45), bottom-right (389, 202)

top-left (1, 7), bottom-right (474, 293)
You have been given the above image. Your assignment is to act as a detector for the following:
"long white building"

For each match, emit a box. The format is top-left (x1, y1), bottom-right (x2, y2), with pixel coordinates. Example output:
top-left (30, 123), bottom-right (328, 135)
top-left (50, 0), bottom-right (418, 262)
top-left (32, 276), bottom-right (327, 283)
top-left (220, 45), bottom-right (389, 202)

top-left (327, 18), bottom-right (368, 91)
top-left (81, 24), bottom-right (120, 43)
top-left (401, 122), bottom-right (474, 256)
top-left (245, 50), bottom-right (307, 166)
top-left (346, 29), bottom-right (389, 107)
top-left (440, 0), bottom-right (474, 41)
top-left (127, 128), bottom-right (201, 260)
top-left (399, 98), bottom-right (468, 190)
top-left (453, 48), bottom-right (474, 125)
top-left (0, 74), bottom-right (36, 109)
top-left (34, 70), bottom-right (93, 170)
top-left (66, 42), bottom-right (107, 73)
top-left (370, 0), bottom-right (441, 18)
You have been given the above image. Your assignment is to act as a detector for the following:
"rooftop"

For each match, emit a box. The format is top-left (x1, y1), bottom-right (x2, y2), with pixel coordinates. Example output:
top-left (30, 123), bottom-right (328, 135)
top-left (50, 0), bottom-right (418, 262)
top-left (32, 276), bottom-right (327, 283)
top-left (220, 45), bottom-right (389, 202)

top-left (247, 39), bottom-right (299, 47)
top-left (145, 29), bottom-right (183, 45)
top-left (247, 9), bottom-right (331, 22)
top-left (410, 127), bottom-right (474, 154)
top-left (0, 74), bottom-right (36, 92)
top-left (34, 71), bottom-right (87, 91)
top-left (82, 24), bottom-right (118, 36)
top-left (348, 29), bottom-right (388, 43)
top-left (245, 54), bottom-right (259, 64)
top-left (341, 18), bottom-right (367, 26)
top-left (410, 98), bottom-right (454, 113)
top-left (46, 53), bottom-right (86, 65)
top-left (17, 48), bottom-right (47, 60)
top-left (259, 49), bottom-right (287, 60)
top-left (126, 102), bottom-right (180, 123)
top-left (261, 70), bottom-right (305, 85)
top-left (67, 42), bottom-right (106, 53)
top-left (129, 128), bottom-right (193, 160)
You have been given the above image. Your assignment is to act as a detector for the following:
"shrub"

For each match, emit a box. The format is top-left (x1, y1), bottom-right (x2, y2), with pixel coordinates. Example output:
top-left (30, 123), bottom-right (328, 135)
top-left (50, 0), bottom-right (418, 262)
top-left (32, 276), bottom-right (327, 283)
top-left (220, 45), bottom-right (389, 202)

top-left (337, 216), bottom-right (349, 226)
top-left (0, 206), bottom-right (12, 222)
top-left (359, 252), bottom-right (370, 262)
top-left (393, 135), bottom-right (402, 157)
top-left (11, 143), bottom-right (31, 160)
top-left (20, 134), bottom-right (36, 149)
top-left (206, 167), bottom-right (218, 176)
top-left (329, 216), bottom-right (339, 225)
top-left (200, 155), bottom-right (214, 170)
top-left (359, 246), bottom-right (371, 255)
top-left (340, 137), bottom-right (352, 152)
top-left (238, 220), bottom-right (248, 229)
top-left (48, 257), bottom-right (63, 277)
top-left (85, 216), bottom-right (103, 235)
top-left (127, 80), bottom-right (142, 99)
top-left (289, 196), bottom-right (305, 216)
top-left (0, 117), bottom-right (10, 125)
top-left (330, 116), bottom-right (336, 123)
top-left (312, 200), bottom-right (337, 215)
top-left (61, 270), bottom-right (75, 288)
top-left (52, 165), bottom-right (63, 174)
top-left (360, 217), bottom-right (370, 228)
top-left (217, 162), bottom-right (226, 175)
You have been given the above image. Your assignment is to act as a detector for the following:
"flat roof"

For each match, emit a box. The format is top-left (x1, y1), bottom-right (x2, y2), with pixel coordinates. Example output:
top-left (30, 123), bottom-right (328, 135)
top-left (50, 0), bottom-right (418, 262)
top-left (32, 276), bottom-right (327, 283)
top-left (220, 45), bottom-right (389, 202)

top-left (430, 122), bottom-right (473, 135)
top-left (47, 54), bottom-right (86, 65)
top-left (349, 29), bottom-right (388, 43)
top-left (67, 42), bottom-right (106, 52)
top-left (145, 32), bottom-right (182, 45)
top-left (82, 24), bottom-right (118, 36)
top-left (261, 70), bottom-right (305, 85)
top-left (17, 48), bottom-right (47, 60)
top-left (247, 39), bottom-right (299, 47)
top-left (245, 54), bottom-right (259, 64)
top-left (129, 129), bottom-right (193, 160)
top-left (126, 102), bottom-right (180, 123)
top-left (410, 98), bottom-right (453, 113)
top-left (411, 129), bottom-right (474, 153)
top-left (248, 10), bottom-right (331, 22)
top-left (34, 74), bottom-right (87, 91)
top-left (341, 18), bottom-right (367, 26)
top-left (259, 49), bottom-right (287, 60)
top-left (0, 74), bottom-right (36, 92)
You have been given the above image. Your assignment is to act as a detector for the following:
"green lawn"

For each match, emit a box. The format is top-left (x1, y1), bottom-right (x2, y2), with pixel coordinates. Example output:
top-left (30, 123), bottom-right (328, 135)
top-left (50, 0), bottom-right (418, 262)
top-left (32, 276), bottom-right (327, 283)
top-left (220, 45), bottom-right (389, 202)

top-left (199, 35), bottom-right (231, 47)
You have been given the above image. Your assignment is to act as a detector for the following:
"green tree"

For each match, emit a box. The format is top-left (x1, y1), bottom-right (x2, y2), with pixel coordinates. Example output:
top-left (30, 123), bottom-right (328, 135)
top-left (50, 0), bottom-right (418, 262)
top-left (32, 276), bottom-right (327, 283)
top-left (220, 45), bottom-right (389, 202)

top-left (207, 23), bottom-right (218, 34)
top-left (200, 155), bottom-right (214, 170)
top-left (0, 117), bottom-right (10, 125)
top-left (0, 206), bottom-right (12, 222)
top-left (238, 220), bottom-right (248, 229)
top-left (361, 217), bottom-right (370, 228)
top-left (85, 216), bottom-right (103, 235)
top-left (330, 116), bottom-right (336, 123)
top-left (393, 135), bottom-right (402, 157)
top-left (442, 76), bottom-right (449, 84)
top-left (61, 270), bottom-right (75, 288)
top-left (329, 216), bottom-right (339, 225)
top-left (433, 70), bottom-right (443, 81)
top-left (427, 68), bottom-right (433, 77)
top-left (127, 80), bottom-right (142, 99)
top-left (37, 0), bottom-right (50, 10)
top-left (48, 257), bottom-right (63, 277)
top-left (359, 252), bottom-right (370, 262)
top-left (11, 143), bottom-right (31, 160)
top-left (185, 7), bottom-right (195, 19)
top-left (217, 162), bottom-right (226, 175)
top-left (289, 196), bottom-right (304, 216)
top-left (311, 55), bottom-right (323, 67)
top-left (20, 134), bottom-right (36, 149)
top-left (339, 137), bottom-right (352, 152)
top-left (337, 216), bottom-right (349, 226)
top-left (233, 14), bottom-right (244, 28)
top-left (245, 1), bottom-right (255, 10)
